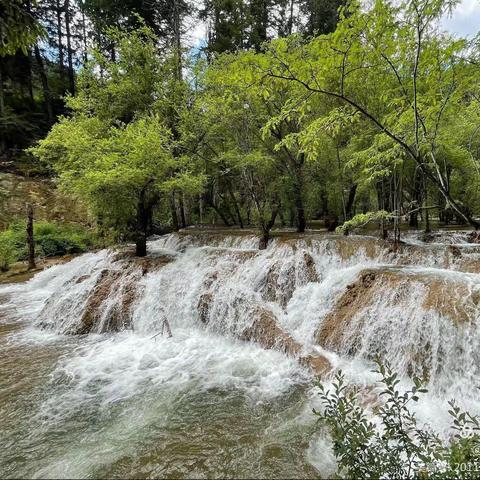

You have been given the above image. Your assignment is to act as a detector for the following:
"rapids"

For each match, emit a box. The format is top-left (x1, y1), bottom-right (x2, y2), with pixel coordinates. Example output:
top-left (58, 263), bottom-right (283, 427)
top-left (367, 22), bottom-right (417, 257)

top-left (1, 229), bottom-right (480, 478)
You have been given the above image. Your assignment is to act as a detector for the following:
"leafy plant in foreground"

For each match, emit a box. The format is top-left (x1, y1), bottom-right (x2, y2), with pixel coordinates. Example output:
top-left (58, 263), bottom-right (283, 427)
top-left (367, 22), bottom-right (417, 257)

top-left (315, 360), bottom-right (480, 479)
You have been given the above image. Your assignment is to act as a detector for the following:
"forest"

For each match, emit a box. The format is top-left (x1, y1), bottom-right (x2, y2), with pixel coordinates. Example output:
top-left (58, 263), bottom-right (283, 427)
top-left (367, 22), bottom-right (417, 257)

top-left (2, 1), bottom-right (480, 479)
top-left (2, 0), bottom-right (480, 258)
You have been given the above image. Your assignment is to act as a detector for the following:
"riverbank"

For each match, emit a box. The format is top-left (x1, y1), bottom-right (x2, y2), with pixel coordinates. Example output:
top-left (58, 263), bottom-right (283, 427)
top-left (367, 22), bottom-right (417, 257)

top-left (0, 255), bottom-right (81, 284)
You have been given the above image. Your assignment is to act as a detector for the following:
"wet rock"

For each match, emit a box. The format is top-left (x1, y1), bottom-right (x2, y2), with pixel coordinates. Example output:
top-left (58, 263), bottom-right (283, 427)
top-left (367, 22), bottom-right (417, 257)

top-left (259, 252), bottom-right (318, 308)
top-left (75, 268), bottom-right (135, 334)
top-left (316, 271), bottom-right (378, 349)
top-left (421, 233), bottom-right (437, 243)
top-left (334, 237), bottom-right (385, 262)
top-left (241, 308), bottom-right (331, 377)
top-left (197, 293), bottom-right (213, 324)
top-left (72, 254), bottom-right (173, 334)
top-left (315, 267), bottom-right (480, 379)
top-left (421, 278), bottom-right (477, 324)
top-left (260, 261), bottom-right (296, 308)
top-left (75, 274), bottom-right (90, 284)
top-left (298, 354), bottom-right (331, 377)
top-left (241, 309), bottom-right (300, 354)
top-left (467, 232), bottom-right (480, 243)
top-left (448, 245), bottom-right (462, 258)
top-left (302, 252), bottom-right (318, 283)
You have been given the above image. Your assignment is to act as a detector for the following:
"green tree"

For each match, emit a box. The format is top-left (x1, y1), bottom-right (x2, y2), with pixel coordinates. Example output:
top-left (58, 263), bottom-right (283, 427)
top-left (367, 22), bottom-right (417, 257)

top-left (0, 0), bottom-right (44, 56)
top-left (31, 27), bottom-right (203, 256)
top-left (263, 0), bottom-right (480, 229)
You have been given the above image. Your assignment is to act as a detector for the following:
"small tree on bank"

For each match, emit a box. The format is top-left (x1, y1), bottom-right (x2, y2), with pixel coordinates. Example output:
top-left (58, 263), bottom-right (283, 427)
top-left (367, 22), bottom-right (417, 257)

top-left (26, 204), bottom-right (35, 269)
top-left (316, 360), bottom-right (480, 479)
top-left (31, 27), bottom-right (203, 256)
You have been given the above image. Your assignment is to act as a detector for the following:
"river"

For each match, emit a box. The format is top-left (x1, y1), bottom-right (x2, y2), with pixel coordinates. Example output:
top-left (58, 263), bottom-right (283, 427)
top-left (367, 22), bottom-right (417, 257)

top-left (1, 229), bottom-right (479, 478)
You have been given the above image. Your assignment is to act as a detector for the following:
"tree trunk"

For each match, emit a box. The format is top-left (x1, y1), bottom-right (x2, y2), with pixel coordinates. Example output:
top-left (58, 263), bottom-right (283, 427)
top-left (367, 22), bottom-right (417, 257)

top-left (169, 192), bottom-right (179, 231)
top-left (259, 230), bottom-right (270, 250)
top-left (228, 184), bottom-right (243, 228)
top-left (64, 0), bottom-right (75, 95)
top-left (173, 0), bottom-right (182, 80)
top-left (289, 207), bottom-right (295, 228)
top-left (409, 171), bottom-right (423, 228)
top-left (136, 193), bottom-right (149, 257)
top-left (56, 0), bottom-right (64, 73)
top-left (345, 183), bottom-right (357, 220)
top-left (259, 207), bottom-right (278, 250)
top-left (33, 44), bottom-right (54, 124)
top-left (178, 193), bottom-right (186, 228)
top-left (423, 180), bottom-right (431, 234)
top-left (287, 0), bottom-right (294, 35)
top-left (27, 205), bottom-right (35, 269)
top-left (81, 7), bottom-right (88, 64)
top-left (293, 161), bottom-right (306, 233)
top-left (199, 194), bottom-right (204, 224)
top-left (250, 0), bottom-right (268, 51)
top-left (208, 200), bottom-right (232, 226)
top-left (0, 65), bottom-right (4, 118)
top-left (135, 233), bottom-right (147, 257)
top-left (0, 65), bottom-right (4, 154)
top-left (26, 50), bottom-right (35, 107)
top-left (293, 181), bottom-right (306, 233)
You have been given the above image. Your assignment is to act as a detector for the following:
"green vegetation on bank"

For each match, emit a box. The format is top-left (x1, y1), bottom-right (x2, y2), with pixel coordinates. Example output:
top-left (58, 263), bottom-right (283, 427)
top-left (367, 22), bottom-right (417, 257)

top-left (4, 0), bottom-right (480, 255)
top-left (316, 360), bottom-right (480, 479)
top-left (0, 220), bottom-right (97, 271)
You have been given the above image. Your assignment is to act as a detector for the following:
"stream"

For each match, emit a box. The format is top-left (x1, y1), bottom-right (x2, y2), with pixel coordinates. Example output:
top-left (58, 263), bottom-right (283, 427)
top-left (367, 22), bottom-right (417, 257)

top-left (1, 229), bottom-right (479, 478)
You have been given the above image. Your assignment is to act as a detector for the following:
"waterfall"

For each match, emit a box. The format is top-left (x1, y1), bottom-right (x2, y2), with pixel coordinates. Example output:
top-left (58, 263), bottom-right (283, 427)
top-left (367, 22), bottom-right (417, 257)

top-left (3, 231), bottom-right (480, 383)
top-left (1, 230), bottom-right (480, 477)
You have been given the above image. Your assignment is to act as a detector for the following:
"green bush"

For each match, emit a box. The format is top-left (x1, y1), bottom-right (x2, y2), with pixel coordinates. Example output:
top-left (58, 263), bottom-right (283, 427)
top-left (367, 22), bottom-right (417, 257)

top-left (0, 231), bottom-right (20, 271)
top-left (32, 221), bottom-right (95, 257)
top-left (0, 220), bottom-right (97, 270)
top-left (315, 359), bottom-right (480, 479)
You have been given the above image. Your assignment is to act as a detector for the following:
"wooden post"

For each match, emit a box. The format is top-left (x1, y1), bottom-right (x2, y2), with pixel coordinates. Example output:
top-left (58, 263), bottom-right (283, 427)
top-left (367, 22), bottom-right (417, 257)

top-left (27, 204), bottom-right (35, 270)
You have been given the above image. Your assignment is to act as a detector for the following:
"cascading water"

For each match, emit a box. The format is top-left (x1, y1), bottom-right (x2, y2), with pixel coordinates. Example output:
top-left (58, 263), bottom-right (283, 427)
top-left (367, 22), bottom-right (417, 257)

top-left (1, 229), bottom-right (480, 478)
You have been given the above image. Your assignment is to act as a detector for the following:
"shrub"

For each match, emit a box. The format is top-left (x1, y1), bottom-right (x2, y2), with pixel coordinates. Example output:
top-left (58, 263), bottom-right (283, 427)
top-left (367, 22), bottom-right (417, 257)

top-left (0, 220), bottom-right (97, 270)
top-left (315, 359), bottom-right (480, 479)
top-left (32, 221), bottom-right (95, 257)
top-left (0, 231), bottom-right (19, 271)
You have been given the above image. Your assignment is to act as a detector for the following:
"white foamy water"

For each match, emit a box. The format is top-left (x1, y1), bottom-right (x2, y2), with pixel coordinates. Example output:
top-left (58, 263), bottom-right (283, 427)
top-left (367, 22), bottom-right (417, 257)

top-left (1, 230), bottom-right (480, 478)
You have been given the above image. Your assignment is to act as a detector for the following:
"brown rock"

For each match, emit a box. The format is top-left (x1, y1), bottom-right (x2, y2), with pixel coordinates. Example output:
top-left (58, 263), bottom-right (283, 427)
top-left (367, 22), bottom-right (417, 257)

top-left (241, 308), bottom-right (331, 377)
top-left (302, 252), bottom-right (318, 283)
top-left (197, 293), bottom-right (213, 324)
top-left (299, 354), bottom-right (331, 377)
top-left (316, 270), bottom-right (379, 349)
top-left (72, 253), bottom-right (173, 334)
top-left (315, 267), bottom-right (479, 380)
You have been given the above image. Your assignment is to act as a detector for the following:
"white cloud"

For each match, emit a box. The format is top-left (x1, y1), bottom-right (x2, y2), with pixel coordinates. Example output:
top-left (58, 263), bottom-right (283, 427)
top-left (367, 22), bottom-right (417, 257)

top-left (441, 0), bottom-right (480, 37)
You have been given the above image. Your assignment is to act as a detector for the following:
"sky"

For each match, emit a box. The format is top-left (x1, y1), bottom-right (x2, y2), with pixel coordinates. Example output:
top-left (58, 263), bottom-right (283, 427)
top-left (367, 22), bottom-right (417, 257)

top-left (186, 0), bottom-right (480, 48)
top-left (441, 0), bottom-right (480, 37)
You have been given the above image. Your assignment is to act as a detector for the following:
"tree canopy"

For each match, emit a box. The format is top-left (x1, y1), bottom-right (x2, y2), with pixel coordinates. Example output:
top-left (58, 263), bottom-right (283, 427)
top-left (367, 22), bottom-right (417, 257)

top-left (5, 0), bottom-right (480, 252)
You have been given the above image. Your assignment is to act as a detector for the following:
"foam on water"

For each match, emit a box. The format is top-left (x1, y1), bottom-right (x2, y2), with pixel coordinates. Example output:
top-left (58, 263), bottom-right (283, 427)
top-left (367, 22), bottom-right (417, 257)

top-left (0, 250), bottom-right (113, 324)
top-left (1, 230), bottom-right (480, 477)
